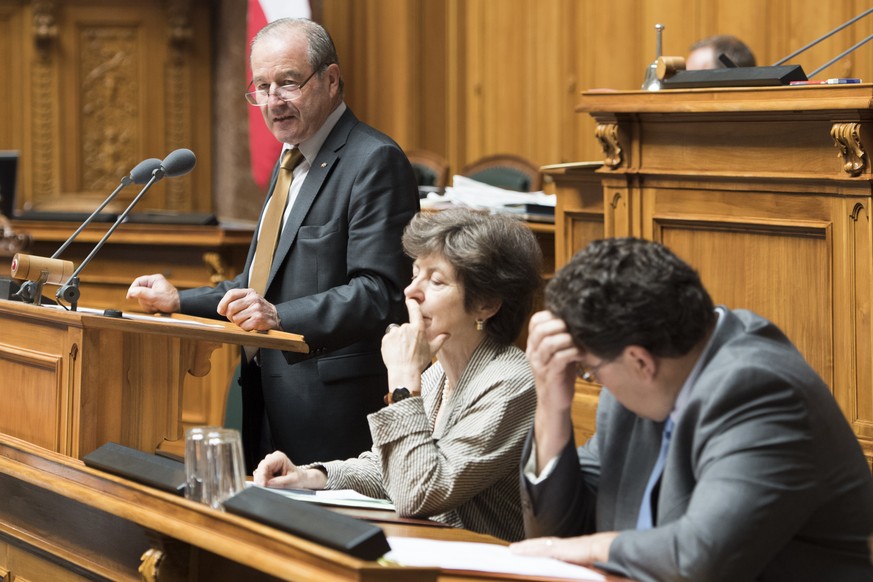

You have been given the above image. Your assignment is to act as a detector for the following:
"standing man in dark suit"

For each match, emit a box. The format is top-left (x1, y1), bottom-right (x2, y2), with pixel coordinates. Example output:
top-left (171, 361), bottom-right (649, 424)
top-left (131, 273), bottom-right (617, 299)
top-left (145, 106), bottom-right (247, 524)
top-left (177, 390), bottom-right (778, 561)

top-left (128, 18), bottom-right (419, 470)
top-left (511, 238), bottom-right (873, 581)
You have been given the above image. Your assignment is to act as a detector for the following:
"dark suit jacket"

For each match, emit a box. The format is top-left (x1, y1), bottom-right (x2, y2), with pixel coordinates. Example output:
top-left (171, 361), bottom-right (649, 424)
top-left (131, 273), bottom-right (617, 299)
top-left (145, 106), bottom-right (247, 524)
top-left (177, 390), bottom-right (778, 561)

top-left (180, 108), bottom-right (419, 469)
top-left (521, 308), bottom-right (873, 582)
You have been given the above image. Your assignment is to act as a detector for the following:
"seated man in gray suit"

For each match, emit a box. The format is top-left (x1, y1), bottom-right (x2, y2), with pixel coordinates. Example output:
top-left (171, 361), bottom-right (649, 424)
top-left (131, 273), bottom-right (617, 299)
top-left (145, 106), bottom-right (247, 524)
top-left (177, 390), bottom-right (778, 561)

top-left (512, 237), bottom-right (873, 581)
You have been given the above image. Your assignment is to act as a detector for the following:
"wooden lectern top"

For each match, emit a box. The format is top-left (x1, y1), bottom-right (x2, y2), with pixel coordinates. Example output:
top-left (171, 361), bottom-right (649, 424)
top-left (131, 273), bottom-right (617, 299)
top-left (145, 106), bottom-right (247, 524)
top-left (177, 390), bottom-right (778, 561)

top-left (577, 83), bottom-right (873, 114)
top-left (0, 298), bottom-right (308, 353)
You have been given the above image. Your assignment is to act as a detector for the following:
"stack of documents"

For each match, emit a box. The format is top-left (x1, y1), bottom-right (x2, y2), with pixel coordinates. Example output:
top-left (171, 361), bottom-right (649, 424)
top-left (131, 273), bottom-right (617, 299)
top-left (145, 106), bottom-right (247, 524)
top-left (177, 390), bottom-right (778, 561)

top-left (421, 175), bottom-right (555, 222)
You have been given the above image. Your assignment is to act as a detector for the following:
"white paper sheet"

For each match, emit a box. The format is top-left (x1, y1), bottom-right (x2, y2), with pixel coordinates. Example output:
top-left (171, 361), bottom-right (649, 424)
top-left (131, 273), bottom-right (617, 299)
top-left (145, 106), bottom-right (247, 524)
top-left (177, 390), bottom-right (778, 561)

top-left (43, 304), bottom-right (225, 328)
top-left (385, 537), bottom-right (605, 580)
top-left (250, 483), bottom-right (395, 510)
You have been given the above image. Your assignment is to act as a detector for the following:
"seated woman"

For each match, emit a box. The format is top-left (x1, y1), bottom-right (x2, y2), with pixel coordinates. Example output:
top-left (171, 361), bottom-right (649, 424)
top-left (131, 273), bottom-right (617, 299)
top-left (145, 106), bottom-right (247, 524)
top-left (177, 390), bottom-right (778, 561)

top-left (254, 208), bottom-right (543, 541)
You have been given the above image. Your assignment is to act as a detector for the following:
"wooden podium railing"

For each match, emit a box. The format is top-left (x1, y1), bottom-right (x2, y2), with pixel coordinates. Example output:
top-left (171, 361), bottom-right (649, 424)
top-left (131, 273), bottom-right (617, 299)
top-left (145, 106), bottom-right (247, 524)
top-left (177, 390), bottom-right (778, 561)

top-left (548, 84), bottom-right (873, 469)
top-left (0, 299), bottom-right (306, 459)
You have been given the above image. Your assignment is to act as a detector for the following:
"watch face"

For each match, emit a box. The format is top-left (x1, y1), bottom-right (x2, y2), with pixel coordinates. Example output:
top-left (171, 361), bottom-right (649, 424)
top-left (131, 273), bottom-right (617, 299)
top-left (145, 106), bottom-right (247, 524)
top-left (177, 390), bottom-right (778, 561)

top-left (392, 387), bottom-right (411, 403)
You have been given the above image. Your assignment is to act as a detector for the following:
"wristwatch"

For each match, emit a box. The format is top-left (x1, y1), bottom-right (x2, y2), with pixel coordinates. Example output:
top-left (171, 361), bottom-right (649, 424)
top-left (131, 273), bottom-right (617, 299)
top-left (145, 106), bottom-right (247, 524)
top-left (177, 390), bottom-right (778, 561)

top-left (384, 387), bottom-right (411, 405)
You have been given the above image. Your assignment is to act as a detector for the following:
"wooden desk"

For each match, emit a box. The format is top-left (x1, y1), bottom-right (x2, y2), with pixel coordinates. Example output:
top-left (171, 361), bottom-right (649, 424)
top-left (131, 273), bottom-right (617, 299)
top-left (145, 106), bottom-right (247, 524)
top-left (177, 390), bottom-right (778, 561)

top-left (4, 220), bottom-right (255, 444)
top-left (0, 434), bottom-right (624, 581)
top-left (556, 84), bottom-right (873, 468)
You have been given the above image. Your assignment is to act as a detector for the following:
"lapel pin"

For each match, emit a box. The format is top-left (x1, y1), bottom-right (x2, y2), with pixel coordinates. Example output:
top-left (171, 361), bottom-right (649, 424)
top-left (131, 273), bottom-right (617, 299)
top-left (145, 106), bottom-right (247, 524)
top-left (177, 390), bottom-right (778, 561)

top-left (320, 162), bottom-right (327, 168)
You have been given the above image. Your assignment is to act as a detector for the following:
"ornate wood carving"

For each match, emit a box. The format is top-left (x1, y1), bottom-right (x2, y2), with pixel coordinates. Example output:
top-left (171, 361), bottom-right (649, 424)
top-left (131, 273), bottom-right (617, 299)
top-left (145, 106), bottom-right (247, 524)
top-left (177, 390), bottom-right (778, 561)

top-left (31, 0), bottom-right (57, 201)
top-left (32, 0), bottom-right (58, 47)
top-left (203, 251), bottom-right (226, 284)
top-left (594, 123), bottom-right (623, 169)
top-left (831, 122), bottom-right (867, 177)
top-left (165, 0), bottom-right (194, 210)
top-left (81, 26), bottom-right (139, 192)
top-left (138, 547), bottom-right (164, 582)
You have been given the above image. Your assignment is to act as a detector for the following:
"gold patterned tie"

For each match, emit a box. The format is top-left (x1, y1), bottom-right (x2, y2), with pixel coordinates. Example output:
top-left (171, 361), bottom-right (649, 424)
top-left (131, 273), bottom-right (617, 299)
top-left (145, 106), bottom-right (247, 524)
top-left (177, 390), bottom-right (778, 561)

top-left (249, 148), bottom-right (303, 295)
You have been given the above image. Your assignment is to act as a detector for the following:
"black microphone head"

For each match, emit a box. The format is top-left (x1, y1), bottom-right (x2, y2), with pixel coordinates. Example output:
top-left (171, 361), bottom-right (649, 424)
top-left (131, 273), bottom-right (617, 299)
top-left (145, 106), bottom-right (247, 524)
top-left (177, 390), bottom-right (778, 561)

top-left (159, 148), bottom-right (197, 178)
top-left (130, 158), bottom-right (163, 184)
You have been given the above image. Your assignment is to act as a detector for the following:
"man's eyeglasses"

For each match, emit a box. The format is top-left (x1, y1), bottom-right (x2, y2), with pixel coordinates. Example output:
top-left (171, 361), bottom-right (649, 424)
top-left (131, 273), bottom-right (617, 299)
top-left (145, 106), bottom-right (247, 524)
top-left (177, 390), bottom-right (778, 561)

top-left (245, 68), bottom-right (320, 106)
top-left (577, 358), bottom-right (613, 384)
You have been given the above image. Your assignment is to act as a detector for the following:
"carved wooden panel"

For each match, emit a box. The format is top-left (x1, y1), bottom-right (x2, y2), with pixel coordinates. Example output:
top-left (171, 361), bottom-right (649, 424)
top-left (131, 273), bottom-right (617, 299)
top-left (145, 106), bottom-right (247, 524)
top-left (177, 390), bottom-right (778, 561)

top-left (2, 0), bottom-right (212, 216)
top-left (650, 199), bottom-right (834, 385)
top-left (0, 344), bottom-right (65, 451)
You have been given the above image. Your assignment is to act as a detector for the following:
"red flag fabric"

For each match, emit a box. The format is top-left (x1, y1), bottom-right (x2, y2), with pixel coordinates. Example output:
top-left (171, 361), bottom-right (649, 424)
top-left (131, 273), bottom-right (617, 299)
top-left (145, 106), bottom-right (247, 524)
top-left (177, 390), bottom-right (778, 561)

top-left (246, 0), bottom-right (312, 189)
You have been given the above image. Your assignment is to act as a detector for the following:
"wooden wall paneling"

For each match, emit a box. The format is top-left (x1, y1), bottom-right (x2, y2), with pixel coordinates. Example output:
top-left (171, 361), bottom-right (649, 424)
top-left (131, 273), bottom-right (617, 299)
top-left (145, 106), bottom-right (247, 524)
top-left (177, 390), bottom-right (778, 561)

top-left (458, 0), bottom-right (485, 164)
top-left (849, 197), bottom-right (873, 443)
top-left (774, 0), bottom-right (860, 80)
top-left (322, 0), bottom-right (418, 147)
top-left (362, 0), bottom-right (416, 146)
top-left (457, 0), bottom-right (542, 167)
top-left (574, 0), bottom-right (644, 164)
top-left (683, 0), bottom-right (764, 61)
top-left (0, 3), bottom-right (23, 152)
top-left (415, 0), bottom-right (449, 156)
top-left (445, 0), bottom-right (467, 173)
top-left (321, 0), bottom-right (362, 123)
top-left (851, 0), bottom-right (873, 82)
top-left (530, 0), bottom-right (575, 166)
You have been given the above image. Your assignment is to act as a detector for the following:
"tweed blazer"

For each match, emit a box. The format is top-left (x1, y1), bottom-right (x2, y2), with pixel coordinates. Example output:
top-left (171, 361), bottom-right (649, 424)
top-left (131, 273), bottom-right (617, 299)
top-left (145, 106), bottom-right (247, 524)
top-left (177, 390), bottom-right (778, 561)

top-left (319, 337), bottom-right (536, 542)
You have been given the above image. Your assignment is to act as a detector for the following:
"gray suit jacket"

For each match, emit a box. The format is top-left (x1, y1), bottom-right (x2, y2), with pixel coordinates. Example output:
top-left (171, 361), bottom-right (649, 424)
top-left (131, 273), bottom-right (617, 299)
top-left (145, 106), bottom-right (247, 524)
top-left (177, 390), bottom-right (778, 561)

top-left (180, 108), bottom-right (419, 469)
top-left (521, 308), bottom-right (873, 582)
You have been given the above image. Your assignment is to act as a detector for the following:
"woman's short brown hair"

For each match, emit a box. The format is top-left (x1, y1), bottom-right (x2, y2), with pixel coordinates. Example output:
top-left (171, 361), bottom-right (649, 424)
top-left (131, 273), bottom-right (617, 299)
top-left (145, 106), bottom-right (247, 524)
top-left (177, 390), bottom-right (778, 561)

top-left (402, 208), bottom-right (543, 345)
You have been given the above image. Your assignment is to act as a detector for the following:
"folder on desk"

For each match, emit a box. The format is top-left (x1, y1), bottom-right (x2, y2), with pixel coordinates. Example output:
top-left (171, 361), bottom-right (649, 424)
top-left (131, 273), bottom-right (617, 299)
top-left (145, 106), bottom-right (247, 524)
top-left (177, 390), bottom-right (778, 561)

top-left (224, 486), bottom-right (391, 560)
top-left (82, 442), bottom-right (186, 495)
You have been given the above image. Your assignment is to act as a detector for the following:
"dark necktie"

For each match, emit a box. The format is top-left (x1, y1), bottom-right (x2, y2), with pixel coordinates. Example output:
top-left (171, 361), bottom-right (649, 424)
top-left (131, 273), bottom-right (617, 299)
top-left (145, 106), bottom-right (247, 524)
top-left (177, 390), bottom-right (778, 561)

top-left (249, 148), bottom-right (303, 295)
top-left (636, 416), bottom-right (675, 529)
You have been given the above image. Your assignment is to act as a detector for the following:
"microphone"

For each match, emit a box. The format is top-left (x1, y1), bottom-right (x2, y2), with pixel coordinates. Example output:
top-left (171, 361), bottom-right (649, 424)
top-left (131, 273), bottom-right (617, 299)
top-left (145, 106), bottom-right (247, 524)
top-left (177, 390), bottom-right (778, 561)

top-left (55, 149), bottom-right (197, 310)
top-left (773, 7), bottom-right (873, 67)
top-left (51, 158), bottom-right (162, 259)
top-left (153, 148), bottom-right (197, 179)
top-left (10, 254), bottom-right (74, 285)
top-left (11, 157), bottom-right (162, 304)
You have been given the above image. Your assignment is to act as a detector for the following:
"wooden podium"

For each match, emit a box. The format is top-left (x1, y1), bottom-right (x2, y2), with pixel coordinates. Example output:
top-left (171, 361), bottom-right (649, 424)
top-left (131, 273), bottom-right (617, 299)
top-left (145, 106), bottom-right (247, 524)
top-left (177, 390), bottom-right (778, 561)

top-left (548, 84), bottom-right (873, 469)
top-left (0, 299), bottom-right (307, 459)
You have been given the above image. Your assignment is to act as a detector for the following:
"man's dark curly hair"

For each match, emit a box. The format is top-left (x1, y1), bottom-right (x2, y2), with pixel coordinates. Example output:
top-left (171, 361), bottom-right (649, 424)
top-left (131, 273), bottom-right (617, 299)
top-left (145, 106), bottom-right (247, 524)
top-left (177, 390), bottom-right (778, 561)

top-left (546, 238), bottom-right (715, 359)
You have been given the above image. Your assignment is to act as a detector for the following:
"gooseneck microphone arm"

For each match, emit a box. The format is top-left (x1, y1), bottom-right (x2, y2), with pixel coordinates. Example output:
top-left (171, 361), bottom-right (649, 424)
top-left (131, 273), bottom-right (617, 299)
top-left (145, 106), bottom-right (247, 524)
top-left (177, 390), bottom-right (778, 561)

top-left (11, 158), bottom-right (162, 305)
top-left (55, 148), bottom-right (197, 310)
top-left (807, 34), bottom-right (873, 78)
top-left (52, 158), bottom-right (162, 259)
top-left (773, 6), bottom-right (873, 66)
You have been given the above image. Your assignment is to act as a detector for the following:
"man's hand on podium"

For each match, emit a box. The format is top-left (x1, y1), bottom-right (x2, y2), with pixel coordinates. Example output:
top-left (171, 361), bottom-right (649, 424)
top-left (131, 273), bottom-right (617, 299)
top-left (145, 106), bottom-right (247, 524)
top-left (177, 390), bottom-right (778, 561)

top-left (127, 273), bottom-right (181, 314)
top-left (217, 288), bottom-right (279, 332)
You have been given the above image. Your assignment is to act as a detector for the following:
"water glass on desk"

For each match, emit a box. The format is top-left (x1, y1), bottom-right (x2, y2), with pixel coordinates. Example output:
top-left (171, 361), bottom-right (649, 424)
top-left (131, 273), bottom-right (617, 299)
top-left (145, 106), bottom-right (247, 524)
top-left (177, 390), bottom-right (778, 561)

top-left (185, 426), bottom-right (245, 510)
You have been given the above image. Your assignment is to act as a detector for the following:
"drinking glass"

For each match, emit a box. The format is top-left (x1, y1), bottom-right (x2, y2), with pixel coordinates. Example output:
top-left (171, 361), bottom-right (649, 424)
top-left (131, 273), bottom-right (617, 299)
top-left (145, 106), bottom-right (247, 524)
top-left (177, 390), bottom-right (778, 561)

top-left (185, 426), bottom-right (245, 510)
